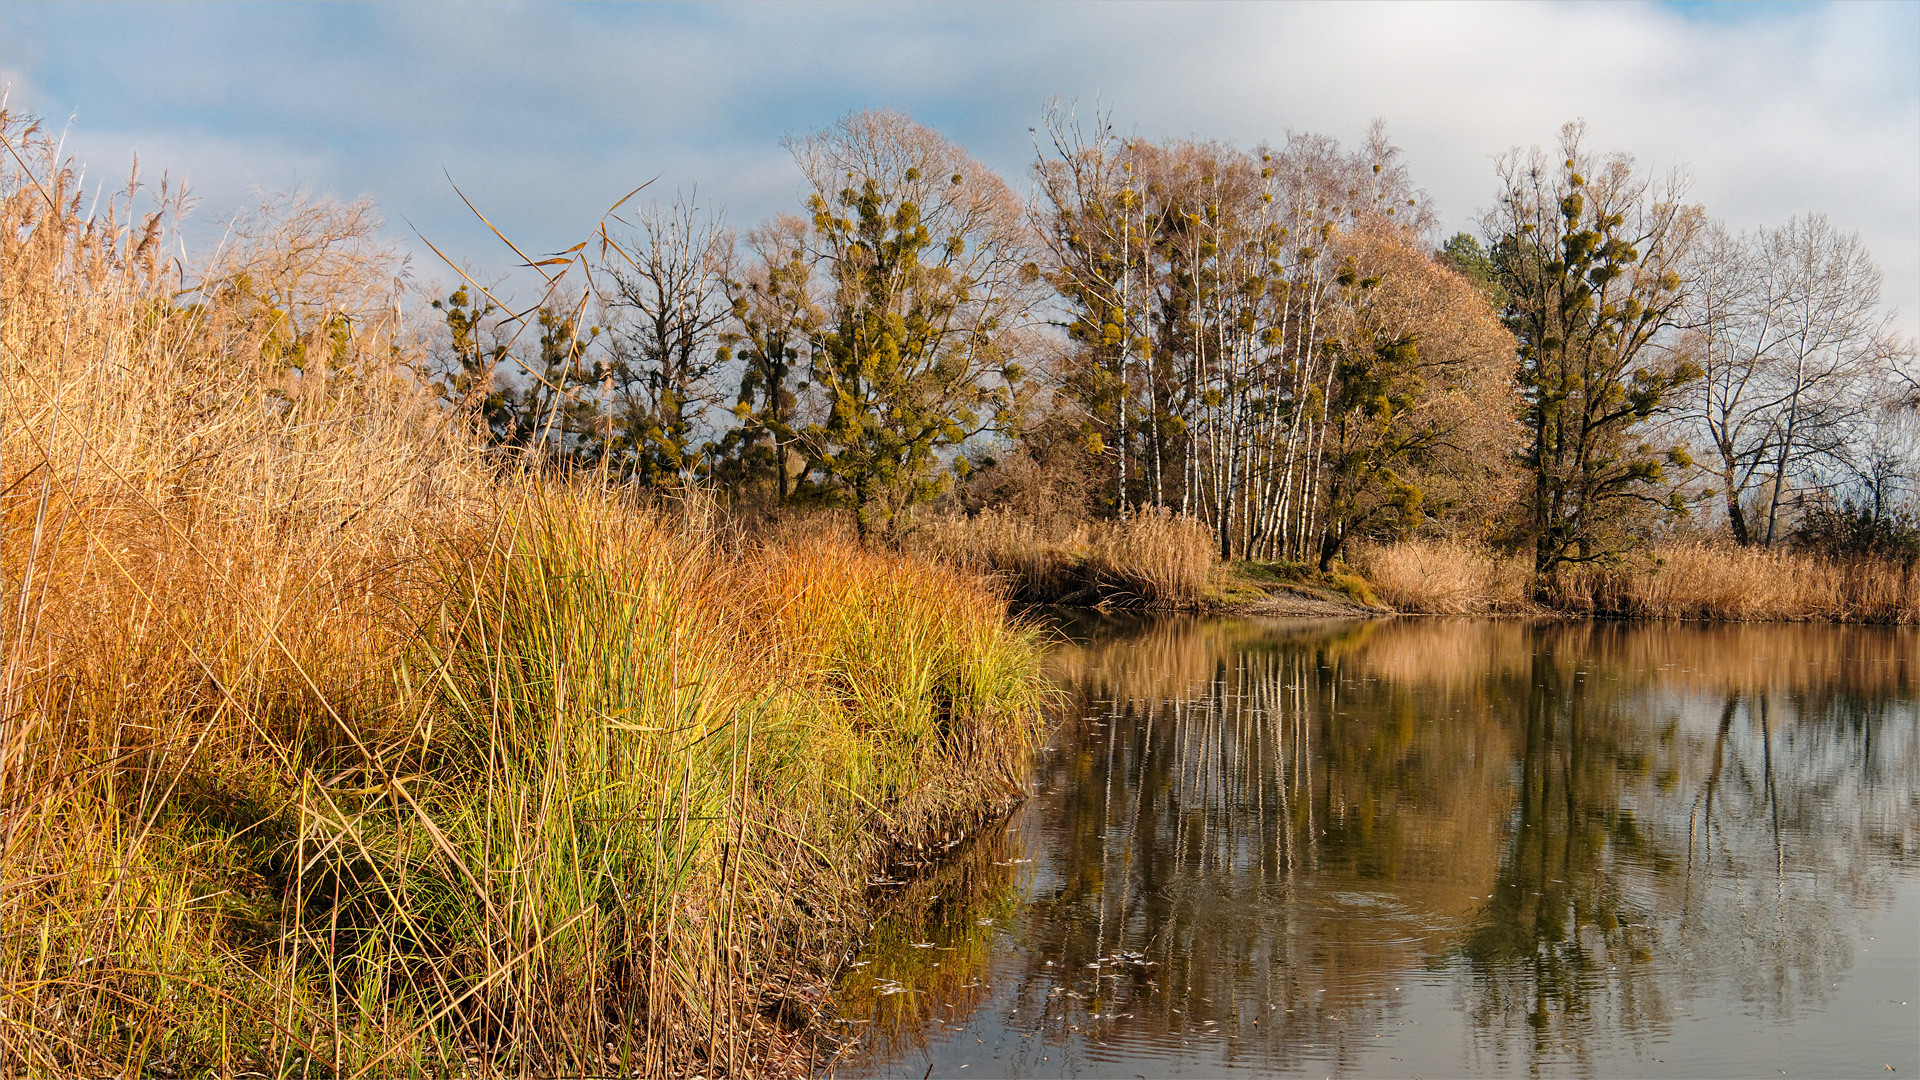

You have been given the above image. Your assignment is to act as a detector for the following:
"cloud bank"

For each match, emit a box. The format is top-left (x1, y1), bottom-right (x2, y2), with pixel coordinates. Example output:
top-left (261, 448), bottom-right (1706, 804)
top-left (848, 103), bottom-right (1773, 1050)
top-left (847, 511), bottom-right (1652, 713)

top-left (5, 1), bottom-right (1916, 332)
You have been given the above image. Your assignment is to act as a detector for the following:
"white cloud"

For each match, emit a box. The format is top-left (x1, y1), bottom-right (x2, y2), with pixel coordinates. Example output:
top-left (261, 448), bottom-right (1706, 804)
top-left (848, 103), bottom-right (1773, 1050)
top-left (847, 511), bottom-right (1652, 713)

top-left (5, 1), bottom-right (1914, 332)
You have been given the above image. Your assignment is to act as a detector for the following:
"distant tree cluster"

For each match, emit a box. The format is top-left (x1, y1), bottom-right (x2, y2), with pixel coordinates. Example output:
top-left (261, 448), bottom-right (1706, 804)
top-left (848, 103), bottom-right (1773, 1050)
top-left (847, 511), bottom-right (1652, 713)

top-left (1029, 111), bottom-right (1518, 568)
top-left (418, 109), bottom-right (1919, 578)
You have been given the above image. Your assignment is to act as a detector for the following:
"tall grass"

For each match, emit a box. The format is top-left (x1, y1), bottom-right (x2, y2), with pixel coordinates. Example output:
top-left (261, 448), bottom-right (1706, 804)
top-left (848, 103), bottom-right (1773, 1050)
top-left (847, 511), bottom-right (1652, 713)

top-left (0, 114), bottom-right (1043, 1076)
top-left (1563, 541), bottom-right (1919, 624)
top-left (1350, 540), bottom-right (1534, 614)
top-left (1351, 538), bottom-right (1918, 623)
top-left (907, 507), bottom-right (1217, 608)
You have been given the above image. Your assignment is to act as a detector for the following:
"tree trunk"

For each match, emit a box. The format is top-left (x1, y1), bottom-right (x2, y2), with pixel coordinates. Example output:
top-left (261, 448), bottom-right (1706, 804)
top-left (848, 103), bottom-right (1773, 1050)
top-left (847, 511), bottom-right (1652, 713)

top-left (1723, 475), bottom-right (1750, 546)
top-left (1317, 524), bottom-right (1342, 572)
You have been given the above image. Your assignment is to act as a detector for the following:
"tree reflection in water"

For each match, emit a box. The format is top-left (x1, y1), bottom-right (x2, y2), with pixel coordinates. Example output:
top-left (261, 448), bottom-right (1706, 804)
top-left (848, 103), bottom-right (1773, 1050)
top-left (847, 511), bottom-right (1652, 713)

top-left (835, 617), bottom-right (1919, 1077)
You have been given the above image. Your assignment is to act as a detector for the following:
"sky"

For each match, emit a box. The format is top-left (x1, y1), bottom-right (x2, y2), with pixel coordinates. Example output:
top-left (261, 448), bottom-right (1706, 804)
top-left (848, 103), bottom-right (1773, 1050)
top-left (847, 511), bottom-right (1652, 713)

top-left (4, 1), bottom-right (1917, 335)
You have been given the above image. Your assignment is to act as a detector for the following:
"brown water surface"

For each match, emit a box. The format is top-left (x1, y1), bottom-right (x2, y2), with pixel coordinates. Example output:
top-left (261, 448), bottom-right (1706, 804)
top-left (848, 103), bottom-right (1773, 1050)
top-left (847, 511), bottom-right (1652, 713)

top-left (831, 615), bottom-right (1919, 1079)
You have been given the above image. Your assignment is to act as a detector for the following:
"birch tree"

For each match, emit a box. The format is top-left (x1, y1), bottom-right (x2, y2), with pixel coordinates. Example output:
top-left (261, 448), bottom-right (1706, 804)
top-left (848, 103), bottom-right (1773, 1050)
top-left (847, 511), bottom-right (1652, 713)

top-left (1034, 119), bottom-right (1467, 562)
top-left (1031, 106), bottom-right (1140, 514)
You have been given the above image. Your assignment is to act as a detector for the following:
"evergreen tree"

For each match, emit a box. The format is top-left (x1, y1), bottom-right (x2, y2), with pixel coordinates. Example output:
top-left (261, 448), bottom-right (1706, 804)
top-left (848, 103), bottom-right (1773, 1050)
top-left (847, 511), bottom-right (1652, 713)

top-left (1316, 321), bottom-right (1426, 570)
top-left (717, 216), bottom-right (814, 502)
top-left (430, 286), bottom-right (521, 445)
top-left (429, 290), bottom-right (601, 459)
top-left (520, 303), bottom-right (603, 463)
top-left (1438, 232), bottom-right (1508, 310)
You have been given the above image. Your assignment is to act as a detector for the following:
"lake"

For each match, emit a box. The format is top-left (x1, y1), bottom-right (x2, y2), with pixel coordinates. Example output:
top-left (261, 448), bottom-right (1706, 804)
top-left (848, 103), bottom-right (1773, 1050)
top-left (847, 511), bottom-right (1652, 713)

top-left (830, 614), bottom-right (1919, 1078)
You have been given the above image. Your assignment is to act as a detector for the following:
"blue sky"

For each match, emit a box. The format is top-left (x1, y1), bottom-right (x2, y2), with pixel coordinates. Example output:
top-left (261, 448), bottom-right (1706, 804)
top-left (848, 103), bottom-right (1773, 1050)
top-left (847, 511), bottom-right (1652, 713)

top-left (5, 1), bottom-right (1917, 333)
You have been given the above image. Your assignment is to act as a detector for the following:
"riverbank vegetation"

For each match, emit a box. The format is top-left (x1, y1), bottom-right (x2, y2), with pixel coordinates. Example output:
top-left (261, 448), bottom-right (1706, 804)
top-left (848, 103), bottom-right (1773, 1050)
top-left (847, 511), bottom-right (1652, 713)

top-left (0, 116), bottom-right (1044, 1076)
top-left (3, 80), bottom-right (1918, 1074)
top-left (1351, 538), bottom-right (1919, 622)
top-left (357, 107), bottom-right (1917, 622)
top-left (903, 509), bottom-right (1217, 608)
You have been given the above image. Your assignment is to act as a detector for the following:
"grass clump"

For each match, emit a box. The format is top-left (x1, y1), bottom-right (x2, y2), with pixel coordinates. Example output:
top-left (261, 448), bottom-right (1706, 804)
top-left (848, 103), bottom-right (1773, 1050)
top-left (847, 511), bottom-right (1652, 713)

top-left (906, 506), bottom-right (1216, 608)
top-left (1348, 538), bottom-right (1918, 623)
top-left (0, 112), bottom-right (1044, 1077)
top-left (1348, 540), bottom-right (1534, 614)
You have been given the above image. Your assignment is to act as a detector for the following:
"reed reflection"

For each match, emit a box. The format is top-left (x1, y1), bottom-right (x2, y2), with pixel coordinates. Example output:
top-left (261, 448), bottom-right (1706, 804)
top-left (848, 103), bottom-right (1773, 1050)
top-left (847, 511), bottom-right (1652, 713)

top-left (840, 618), bottom-right (1919, 1076)
top-left (836, 819), bottom-right (1027, 1061)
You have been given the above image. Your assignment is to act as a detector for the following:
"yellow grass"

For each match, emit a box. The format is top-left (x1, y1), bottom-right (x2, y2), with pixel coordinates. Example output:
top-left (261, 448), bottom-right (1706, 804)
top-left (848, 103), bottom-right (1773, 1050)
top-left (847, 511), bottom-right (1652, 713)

top-left (1352, 539), bottom-right (1918, 623)
top-left (1349, 540), bottom-right (1535, 615)
top-left (1566, 541), bottom-right (1919, 624)
top-left (906, 506), bottom-right (1217, 608)
top-left (0, 115), bottom-right (1043, 1076)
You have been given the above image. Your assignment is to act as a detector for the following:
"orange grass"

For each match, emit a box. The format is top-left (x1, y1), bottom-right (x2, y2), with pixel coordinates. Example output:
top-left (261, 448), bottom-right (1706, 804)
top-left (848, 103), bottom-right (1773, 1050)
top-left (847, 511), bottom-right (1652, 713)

top-left (906, 506), bottom-right (1217, 608)
top-left (1563, 541), bottom-right (1919, 624)
top-left (1350, 540), bottom-right (1535, 615)
top-left (0, 114), bottom-right (1044, 1077)
top-left (1352, 538), bottom-right (1917, 623)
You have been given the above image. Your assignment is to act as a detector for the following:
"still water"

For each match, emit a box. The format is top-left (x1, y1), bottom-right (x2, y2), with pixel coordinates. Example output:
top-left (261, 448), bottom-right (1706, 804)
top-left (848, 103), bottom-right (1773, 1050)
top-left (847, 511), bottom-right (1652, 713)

top-left (831, 615), bottom-right (1919, 1078)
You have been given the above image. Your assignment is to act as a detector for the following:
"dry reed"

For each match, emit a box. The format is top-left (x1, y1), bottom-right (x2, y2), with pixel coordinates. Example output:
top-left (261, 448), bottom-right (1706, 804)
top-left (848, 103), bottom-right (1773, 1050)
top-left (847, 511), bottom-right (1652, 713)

top-left (1351, 538), bottom-right (1917, 624)
top-left (1350, 540), bottom-right (1535, 615)
top-left (0, 113), bottom-right (1044, 1077)
top-left (1563, 541), bottom-right (1919, 624)
top-left (906, 506), bottom-right (1216, 608)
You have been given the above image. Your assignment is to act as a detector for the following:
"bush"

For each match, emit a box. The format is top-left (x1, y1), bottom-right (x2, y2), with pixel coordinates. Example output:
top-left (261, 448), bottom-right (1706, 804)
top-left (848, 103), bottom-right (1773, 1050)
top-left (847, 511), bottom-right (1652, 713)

top-left (1789, 500), bottom-right (1920, 565)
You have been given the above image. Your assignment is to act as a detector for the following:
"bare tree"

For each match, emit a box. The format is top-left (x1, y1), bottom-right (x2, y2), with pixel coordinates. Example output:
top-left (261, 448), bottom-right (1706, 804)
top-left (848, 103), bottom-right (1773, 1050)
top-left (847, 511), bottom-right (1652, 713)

top-left (1686, 221), bottom-right (1774, 544)
top-left (600, 192), bottom-right (735, 486)
top-left (209, 190), bottom-right (409, 392)
top-left (1896, 349), bottom-right (1920, 409)
top-left (1843, 403), bottom-right (1920, 521)
top-left (1745, 215), bottom-right (1906, 544)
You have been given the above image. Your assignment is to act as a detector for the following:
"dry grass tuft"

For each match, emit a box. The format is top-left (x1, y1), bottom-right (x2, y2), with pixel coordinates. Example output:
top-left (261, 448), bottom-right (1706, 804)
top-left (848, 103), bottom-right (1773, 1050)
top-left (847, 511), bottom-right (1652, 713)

top-left (906, 507), bottom-right (1216, 608)
top-left (1350, 540), bottom-right (1535, 615)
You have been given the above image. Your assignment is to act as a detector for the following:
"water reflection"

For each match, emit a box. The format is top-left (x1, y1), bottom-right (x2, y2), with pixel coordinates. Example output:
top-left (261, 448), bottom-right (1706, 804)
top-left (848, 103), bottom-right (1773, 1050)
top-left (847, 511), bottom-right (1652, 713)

top-left (835, 617), bottom-right (1919, 1078)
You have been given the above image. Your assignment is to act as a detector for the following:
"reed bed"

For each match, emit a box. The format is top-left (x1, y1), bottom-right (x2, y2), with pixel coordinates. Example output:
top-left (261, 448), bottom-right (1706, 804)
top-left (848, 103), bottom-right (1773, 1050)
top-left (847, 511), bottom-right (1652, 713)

top-left (1565, 541), bottom-right (1919, 624)
top-left (1349, 540), bottom-right (1535, 615)
top-left (1352, 538), bottom-right (1918, 623)
top-left (0, 116), bottom-right (1044, 1077)
top-left (906, 507), bottom-right (1217, 608)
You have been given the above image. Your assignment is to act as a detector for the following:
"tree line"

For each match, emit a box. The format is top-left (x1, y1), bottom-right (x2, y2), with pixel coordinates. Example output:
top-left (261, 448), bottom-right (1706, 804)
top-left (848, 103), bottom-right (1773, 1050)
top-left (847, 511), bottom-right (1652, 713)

top-left (409, 108), bottom-right (1917, 582)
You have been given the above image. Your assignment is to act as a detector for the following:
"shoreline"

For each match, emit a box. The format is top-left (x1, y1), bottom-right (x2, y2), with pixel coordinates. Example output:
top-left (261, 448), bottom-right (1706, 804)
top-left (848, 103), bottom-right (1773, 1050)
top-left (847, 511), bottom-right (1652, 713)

top-left (1017, 587), bottom-right (1920, 627)
top-left (997, 555), bottom-right (1917, 626)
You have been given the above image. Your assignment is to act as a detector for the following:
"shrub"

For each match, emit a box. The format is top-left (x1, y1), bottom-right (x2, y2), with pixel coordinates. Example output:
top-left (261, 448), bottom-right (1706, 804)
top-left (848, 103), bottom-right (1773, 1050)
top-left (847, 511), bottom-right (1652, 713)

top-left (1789, 500), bottom-right (1920, 565)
